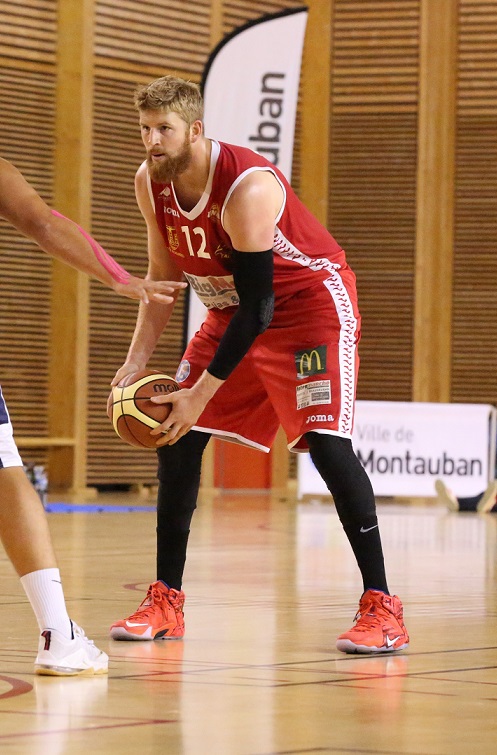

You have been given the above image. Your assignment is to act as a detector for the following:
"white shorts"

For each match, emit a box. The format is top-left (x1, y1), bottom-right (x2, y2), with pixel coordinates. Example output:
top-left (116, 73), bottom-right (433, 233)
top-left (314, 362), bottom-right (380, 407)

top-left (0, 386), bottom-right (23, 469)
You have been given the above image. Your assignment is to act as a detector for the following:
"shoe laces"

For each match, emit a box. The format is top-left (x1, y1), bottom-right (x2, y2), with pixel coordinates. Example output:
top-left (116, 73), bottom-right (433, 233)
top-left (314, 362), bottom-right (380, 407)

top-left (71, 621), bottom-right (96, 647)
top-left (168, 589), bottom-right (185, 611)
top-left (352, 594), bottom-right (396, 634)
top-left (128, 584), bottom-right (170, 622)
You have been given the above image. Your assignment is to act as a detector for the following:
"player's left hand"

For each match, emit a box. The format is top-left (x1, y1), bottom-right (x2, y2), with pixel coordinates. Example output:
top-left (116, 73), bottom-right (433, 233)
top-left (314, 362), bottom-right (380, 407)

top-left (150, 388), bottom-right (207, 446)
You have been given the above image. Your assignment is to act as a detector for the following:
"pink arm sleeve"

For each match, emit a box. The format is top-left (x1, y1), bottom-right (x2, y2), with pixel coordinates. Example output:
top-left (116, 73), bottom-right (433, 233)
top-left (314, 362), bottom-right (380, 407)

top-left (51, 210), bottom-right (130, 284)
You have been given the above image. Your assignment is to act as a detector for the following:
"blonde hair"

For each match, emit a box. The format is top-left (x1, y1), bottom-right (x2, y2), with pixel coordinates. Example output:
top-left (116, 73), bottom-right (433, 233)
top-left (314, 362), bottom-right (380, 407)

top-left (134, 75), bottom-right (203, 125)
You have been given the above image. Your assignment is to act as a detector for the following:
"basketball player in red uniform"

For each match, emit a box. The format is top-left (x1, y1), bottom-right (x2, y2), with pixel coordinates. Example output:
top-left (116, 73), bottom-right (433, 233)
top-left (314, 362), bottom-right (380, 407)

top-left (110, 76), bottom-right (409, 654)
top-left (0, 157), bottom-right (185, 674)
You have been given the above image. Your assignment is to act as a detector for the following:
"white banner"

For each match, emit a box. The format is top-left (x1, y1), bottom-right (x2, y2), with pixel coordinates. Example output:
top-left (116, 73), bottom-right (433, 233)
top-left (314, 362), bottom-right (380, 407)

top-left (186, 7), bottom-right (309, 342)
top-left (298, 401), bottom-right (497, 499)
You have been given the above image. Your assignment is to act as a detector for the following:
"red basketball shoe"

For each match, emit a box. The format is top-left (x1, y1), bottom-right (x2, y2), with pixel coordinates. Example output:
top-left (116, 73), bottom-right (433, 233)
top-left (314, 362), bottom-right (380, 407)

top-left (110, 581), bottom-right (185, 641)
top-left (336, 589), bottom-right (409, 654)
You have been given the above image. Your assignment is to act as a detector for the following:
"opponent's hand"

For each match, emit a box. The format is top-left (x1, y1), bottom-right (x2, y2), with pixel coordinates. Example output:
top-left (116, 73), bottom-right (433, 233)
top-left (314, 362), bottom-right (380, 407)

top-left (113, 276), bottom-right (186, 304)
top-left (149, 388), bottom-right (208, 446)
top-left (110, 362), bottom-right (144, 387)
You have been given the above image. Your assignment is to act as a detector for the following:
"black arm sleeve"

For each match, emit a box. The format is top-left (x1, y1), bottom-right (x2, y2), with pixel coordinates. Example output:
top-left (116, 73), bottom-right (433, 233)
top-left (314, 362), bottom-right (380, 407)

top-left (206, 249), bottom-right (275, 381)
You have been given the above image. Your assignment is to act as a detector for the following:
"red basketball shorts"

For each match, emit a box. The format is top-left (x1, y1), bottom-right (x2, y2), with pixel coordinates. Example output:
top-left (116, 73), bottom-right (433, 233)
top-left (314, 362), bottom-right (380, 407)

top-left (176, 268), bottom-right (361, 453)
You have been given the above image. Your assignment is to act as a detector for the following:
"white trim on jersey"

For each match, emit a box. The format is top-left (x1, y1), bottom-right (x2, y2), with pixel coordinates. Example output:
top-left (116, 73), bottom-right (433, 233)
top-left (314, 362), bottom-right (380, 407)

top-left (171, 140), bottom-right (220, 220)
top-left (273, 228), bottom-right (342, 274)
top-left (220, 166), bottom-right (287, 232)
top-left (322, 273), bottom-right (358, 436)
top-left (144, 141), bottom-right (221, 219)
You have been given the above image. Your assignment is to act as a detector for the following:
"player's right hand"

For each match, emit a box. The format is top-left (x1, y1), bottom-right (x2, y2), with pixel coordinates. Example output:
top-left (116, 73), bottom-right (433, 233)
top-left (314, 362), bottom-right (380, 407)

top-left (113, 276), bottom-right (186, 304)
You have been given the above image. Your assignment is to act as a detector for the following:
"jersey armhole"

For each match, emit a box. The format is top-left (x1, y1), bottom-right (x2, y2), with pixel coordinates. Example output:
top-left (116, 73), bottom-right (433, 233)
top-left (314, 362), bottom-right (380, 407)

top-left (220, 167), bottom-right (287, 232)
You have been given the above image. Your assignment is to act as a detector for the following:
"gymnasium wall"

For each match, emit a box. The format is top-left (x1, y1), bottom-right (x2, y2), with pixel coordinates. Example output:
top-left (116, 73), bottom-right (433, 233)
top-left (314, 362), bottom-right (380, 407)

top-left (328, 1), bottom-right (419, 401)
top-left (0, 0), bottom-right (496, 490)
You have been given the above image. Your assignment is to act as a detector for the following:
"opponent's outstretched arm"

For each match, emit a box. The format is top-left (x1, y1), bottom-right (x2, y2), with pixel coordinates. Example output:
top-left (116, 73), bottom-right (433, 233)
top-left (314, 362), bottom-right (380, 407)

top-left (0, 158), bottom-right (185, 304)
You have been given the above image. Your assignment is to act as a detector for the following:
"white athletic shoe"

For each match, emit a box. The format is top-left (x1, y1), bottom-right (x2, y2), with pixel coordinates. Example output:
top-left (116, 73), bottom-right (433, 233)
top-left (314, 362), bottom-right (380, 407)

top-left (34, 621), bottom-right (108, 676)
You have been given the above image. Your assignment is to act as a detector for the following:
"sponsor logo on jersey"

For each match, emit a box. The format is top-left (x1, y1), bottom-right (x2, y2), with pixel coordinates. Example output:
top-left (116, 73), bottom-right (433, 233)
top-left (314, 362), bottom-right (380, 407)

top-left (166, 226), bottom-right (182, 254)
top-left (214, 244), bottom-right (231, 261)
top-left (208, 203), bottom-right (220, 220)
top-left (296, 380), bottom-right (331, 410)
top-left (294, 346), bottom-right (327, 379)
top-left (183, 272), bottom-right (239, 309)
top-left (159, 187), bottom-right (171, 197)
top-left (164, 206), bottom-right (180, 218)
top-left (175, 360), bottom-right (191, 383)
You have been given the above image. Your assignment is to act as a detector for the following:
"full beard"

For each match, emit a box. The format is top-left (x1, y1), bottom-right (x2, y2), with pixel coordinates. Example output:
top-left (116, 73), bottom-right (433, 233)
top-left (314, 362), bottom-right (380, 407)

top-left (146, 137), bottom-right (192, 184)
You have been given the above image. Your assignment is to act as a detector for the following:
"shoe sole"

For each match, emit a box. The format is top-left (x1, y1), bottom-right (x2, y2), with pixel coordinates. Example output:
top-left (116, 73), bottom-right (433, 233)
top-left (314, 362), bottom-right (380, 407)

top-left (34, 664), bottom-right (108, 676)
top-left (336, 639), bottom-right (409, 654)
top-left (110, 626), bottom-right (183, 641)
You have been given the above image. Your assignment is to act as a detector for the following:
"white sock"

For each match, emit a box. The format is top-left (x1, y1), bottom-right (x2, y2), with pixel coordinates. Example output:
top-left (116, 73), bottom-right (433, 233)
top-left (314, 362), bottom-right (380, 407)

top-left (20, 568), bottom-right (73, 639)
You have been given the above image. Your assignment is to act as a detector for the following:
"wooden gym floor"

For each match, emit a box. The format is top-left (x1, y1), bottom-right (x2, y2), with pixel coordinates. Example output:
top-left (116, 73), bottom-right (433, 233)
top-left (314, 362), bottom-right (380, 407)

top-left (0, 490), bottom-right (496, 754)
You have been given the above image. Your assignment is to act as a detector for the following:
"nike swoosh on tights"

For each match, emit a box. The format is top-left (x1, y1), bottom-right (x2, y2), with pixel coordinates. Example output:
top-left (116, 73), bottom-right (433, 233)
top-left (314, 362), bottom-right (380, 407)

top-left (360, 525), bottom-right (379, 533)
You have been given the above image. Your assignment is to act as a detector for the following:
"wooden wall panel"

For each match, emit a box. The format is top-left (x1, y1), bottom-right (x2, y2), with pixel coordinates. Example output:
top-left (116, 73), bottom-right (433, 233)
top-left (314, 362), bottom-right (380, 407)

top-left (0, 4), bottom-right (56, 470)
top-left (222, 0), bottom-right (304, 35)
top-left (94, 0), bottom-right (211, 77)
top-left (0, 0), bottom-right (56, 64)
top-left (328, 0), bottom-right (419, 401)
top-left (412, 0), bottom-right (457, 403)
top-left (452, 0), bottom-right (497, 404)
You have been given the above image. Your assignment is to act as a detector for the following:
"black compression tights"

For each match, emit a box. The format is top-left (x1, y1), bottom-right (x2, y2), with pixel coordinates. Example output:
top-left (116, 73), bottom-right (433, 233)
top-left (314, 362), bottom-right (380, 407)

top-left (305, 432), bottom-right (389, 594)
top-left (156, 431), bottom-right (211, 590)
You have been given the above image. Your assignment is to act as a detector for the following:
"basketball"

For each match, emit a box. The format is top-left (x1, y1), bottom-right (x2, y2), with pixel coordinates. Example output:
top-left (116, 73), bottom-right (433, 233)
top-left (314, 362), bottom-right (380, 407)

top-left (108, 369), bottom-right (180, 449)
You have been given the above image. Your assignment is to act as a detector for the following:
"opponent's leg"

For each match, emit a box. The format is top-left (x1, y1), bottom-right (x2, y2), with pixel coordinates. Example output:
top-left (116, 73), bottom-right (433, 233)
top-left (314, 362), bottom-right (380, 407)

top-left (0, 466), bottom-right (57, 574)
top-left (110, 431), bottom-right (211, 641)
top-left (0, 466), bottom-right (108, 675)
top-left (305, 432), bottom-right (409, 654)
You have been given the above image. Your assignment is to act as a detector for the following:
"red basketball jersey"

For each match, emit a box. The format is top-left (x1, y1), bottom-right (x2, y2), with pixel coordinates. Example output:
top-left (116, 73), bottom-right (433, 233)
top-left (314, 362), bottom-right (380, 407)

top-left (147, 140), bottom-right (355, 314)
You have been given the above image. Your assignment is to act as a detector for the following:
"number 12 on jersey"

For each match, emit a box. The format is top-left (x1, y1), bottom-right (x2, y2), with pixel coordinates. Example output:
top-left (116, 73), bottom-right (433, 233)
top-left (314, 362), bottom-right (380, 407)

top-left (181, 226), bottom-right (211, 259)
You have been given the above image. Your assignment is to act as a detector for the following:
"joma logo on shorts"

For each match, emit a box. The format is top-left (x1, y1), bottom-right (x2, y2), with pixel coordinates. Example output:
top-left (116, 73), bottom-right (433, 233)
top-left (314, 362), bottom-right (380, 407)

top-left (306, 414), bottom-right (334, 423)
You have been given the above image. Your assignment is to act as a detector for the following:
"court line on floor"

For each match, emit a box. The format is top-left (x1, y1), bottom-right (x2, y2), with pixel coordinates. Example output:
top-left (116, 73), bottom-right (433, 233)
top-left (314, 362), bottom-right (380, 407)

top-left (45, 503), bottom-right (156, 513)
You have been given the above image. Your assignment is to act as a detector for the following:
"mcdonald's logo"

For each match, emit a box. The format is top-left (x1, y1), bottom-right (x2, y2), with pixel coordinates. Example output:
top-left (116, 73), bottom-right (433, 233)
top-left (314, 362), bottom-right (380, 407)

top-left (295, 345), bottom-right (327, 379)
